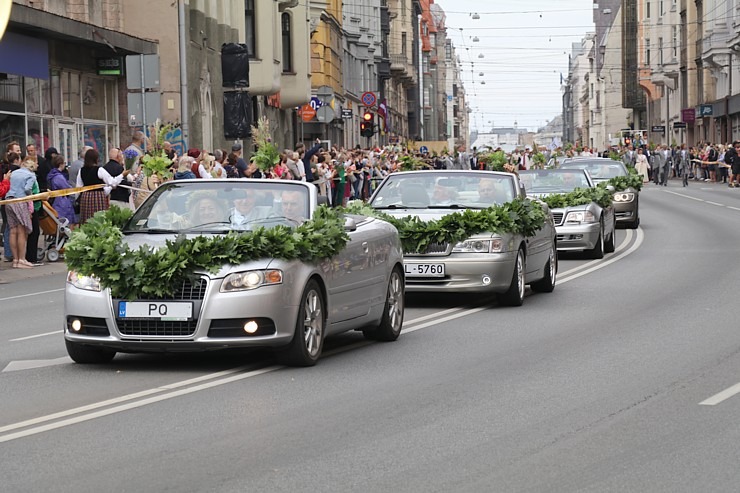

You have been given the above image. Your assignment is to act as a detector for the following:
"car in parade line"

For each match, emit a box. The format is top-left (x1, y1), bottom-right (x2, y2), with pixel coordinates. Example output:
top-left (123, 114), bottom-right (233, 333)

top-left (559, 158), bottom-right (641, 228)
top-left (367, 170), bottom-right (558, 306)
top-left (64, 180), bottom-right (405, 367)
top-left (519, 168), bottom-right (616, 259)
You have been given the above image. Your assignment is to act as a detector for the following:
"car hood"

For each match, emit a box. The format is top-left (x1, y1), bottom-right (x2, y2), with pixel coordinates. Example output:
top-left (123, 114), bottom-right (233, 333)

top-left (121, 233), bottom-right (274, 276)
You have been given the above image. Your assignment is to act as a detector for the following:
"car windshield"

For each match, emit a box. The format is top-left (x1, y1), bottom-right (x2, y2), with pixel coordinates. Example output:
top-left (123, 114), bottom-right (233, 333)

top-left (519, 169), bottom-right (591, 194)
top-left (369, 171), bottom-right (516, 209)
top-left (123, 181), bottom-right (311, 233)
top-left (561, 161), bottom-right (628, 181)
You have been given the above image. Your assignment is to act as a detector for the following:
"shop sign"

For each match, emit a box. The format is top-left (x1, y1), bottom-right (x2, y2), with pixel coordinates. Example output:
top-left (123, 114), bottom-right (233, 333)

top-left (673, 122), bottom-right (687, 129)
top-left (681, 108), bottom-right (696, 123)
top-left (698, 104), bottom-right (713, 117)
top-left (96, 57), bottom-right (123, 76)
top-left (651, 125), bottom-right (666, 133)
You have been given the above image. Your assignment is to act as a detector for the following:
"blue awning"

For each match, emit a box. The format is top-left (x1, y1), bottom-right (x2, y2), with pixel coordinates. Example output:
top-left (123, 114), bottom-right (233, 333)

top-left (0, 31), bottom-right (49, 80)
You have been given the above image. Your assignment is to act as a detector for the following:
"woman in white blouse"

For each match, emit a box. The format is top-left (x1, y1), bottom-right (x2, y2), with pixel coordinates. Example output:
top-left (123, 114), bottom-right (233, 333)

top-left (76, 148), bottom-right (127, 223)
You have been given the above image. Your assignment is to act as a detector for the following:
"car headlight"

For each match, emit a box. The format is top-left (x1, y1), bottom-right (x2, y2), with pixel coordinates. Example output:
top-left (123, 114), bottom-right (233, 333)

top-left (452, 238), bottom-right (504, 253)
top-left (221, 269), bottom-right (283, 292)
top-left (66, 271), bottom-right (102, 292)
top-left (565, 211), bottom-right (597, 223)
top-left (613, 192), bottom-right (635, 202)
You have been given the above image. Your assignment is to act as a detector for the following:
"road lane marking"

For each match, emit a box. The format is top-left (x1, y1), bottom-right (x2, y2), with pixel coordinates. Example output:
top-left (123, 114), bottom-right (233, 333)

top-left (705, 201), bottom-right (724, 207)
top-left (727, 206), bottom-right (740, 211)
top-left (9, 330), bottom-right (63, 342)
top-left (0, 288), bottom-right (64, 303)
top-left (404, 307), bottom-right (465, 326)
top-left (664, 190), bottom-right (704, 201)
top-left (699, 382), bottom-right (740, 406)
top-left (3, 357), bottom-right (72, 372)
top-left (558, 228), bottom-right (644, 284)
top-left (0, 365), bottom-right (252, 436)
top-left (0, 366), bottom-right (281, 444)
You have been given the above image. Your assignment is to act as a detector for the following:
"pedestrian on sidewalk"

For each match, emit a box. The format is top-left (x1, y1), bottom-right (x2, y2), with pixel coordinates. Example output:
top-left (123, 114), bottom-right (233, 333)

top-left (635, 148), bottom-right (650, 183)
top-left (47, 155), bottom-right (77, 227)
top-left (5, 159), bottom-right (39, 269)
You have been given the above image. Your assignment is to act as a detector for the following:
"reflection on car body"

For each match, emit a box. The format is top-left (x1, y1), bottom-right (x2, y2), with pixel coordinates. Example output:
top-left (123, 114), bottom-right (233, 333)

top-left (369, 170), bottom-right (558, 306)
top-left (64, 180), bottom-right (405, 367)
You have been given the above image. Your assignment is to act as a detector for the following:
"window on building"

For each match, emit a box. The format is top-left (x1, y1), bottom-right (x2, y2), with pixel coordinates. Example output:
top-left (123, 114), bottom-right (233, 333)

top-left (245, 0), bottom-right (256, 58)
top-left (659, 37), bottom-right (663, 65)
top-left (646, 1), bottom-right (651, 18)
top-left (281, 13), bottom-right (292, 73)
top-left (659, 0), bottom-right (664, 15)
top-left (646, 38), bottom-right (651, 65)
top-left (402, 33), bottom-right (407, 56)
top-left (673, 26), bottom-right (678, 59)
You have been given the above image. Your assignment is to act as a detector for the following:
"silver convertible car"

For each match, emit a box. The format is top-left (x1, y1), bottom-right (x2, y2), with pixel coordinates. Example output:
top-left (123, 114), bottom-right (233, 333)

top-left (560, 158), bottom-right (640, 228)
top-left (519, 169), bottom-right (616, 259)
top-left (64, 180), bottom-right (405, 367)
top-left (368, 170), bottom-right (557, 306)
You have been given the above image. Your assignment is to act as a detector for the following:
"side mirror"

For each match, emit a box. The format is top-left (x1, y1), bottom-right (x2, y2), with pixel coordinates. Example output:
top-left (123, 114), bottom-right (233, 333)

top-left (344, 216), bottom-right (357, 232)
top-left (606, 185), bottom-right (616, 193)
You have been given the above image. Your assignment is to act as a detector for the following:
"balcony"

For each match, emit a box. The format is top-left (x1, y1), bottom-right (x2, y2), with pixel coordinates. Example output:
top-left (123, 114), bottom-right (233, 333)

top-left (391, 54), bottom-right (408, 74)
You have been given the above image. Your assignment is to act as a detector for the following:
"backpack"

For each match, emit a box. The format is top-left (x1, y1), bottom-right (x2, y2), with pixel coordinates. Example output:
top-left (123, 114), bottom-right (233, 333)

top-left (191, 161), bottom-right (201, 177)
top-left (708, 148), bottom-right (718, 162)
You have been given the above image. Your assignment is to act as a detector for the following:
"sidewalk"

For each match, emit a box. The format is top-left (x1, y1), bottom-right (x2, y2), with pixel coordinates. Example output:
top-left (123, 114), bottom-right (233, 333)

top-left (0, 258), bottom-right (68, 284)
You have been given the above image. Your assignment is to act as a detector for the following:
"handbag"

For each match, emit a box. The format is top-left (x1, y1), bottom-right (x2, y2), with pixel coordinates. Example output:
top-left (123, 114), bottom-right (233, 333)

top-left (347, 171), bottom-right (357, 184)
top-left (73, 195), bottom-right (81, 214)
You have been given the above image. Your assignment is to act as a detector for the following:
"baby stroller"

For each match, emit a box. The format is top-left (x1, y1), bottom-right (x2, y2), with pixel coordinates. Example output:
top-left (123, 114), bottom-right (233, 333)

top-left (38, 200), bottom-right (72, 262)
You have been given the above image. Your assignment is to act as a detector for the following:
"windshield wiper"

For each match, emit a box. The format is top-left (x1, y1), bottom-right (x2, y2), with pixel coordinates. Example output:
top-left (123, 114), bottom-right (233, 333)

top-left (122, 228), bottom-right (176, 234)
top-left (372, 204), bottom-right (428, 210)
top-left (427, 204), bottom-right (487, 210)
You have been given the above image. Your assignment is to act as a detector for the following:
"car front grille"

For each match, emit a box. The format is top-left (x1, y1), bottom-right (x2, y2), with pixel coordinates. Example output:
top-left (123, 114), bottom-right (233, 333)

top-left (117, 319), bottom-right (198, 337)
top-left (410, 242), bottom-right (450, 256)
top-left (141, 278), bottom-right (208, 301)
top-left (113, 277), bottom-right (207, 338)
top-left (551, 212), bottom-right (564, 225)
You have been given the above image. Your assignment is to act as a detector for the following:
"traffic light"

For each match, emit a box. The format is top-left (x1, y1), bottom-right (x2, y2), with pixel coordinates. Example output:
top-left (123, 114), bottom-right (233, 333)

top-left (360, 111), bottom-right (374, 138)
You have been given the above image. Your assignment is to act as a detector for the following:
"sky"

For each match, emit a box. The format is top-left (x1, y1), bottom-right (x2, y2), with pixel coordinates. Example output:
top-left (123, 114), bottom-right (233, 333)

top-left (434, 0), bottom-right (595, 132)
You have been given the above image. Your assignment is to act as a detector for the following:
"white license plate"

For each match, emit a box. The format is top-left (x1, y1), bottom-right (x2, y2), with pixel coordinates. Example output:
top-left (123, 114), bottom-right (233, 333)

top-left (118, 302), bottom-right (193, 321)
top-left (404, 263), bottom-right (445, 278)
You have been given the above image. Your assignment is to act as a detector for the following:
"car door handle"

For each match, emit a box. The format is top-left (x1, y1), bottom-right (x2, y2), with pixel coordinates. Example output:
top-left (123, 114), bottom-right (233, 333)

top-left (362, 242), bottom-right (369, 253)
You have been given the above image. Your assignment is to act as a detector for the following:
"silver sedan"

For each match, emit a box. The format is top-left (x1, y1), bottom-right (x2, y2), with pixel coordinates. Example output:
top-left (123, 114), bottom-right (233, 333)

top-left (64, 180), bottom-right (405, 367)
top-left (368, 170), bottom-right (558, 306)
top-left (560, 158), bottom-right (640, 228)
top-left (520, 169), bottom-right (616, 259)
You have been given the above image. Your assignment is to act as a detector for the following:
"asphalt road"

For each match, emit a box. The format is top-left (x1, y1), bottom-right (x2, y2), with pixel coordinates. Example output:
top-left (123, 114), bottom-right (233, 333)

top-left (2, 181), bottom-right (740, 492)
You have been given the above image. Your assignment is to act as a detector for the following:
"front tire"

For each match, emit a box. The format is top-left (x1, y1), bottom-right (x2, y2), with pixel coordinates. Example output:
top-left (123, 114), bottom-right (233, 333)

top-left (586, 221), bottom-right (605, 259)
top-left (277, 280), bottom-right (325, 367)
top-left (364, 267), bottom-right (405, 341)
top-left (604, 224), bottom-right (616, 253)
top-left (499, 248), bottom-right (525, 307)
top-left (65, 339), bottom-right (116, 364)
top-left (530, 243), bottom-right (557, 293)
